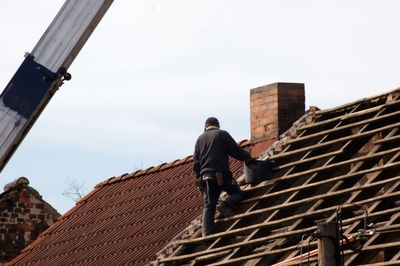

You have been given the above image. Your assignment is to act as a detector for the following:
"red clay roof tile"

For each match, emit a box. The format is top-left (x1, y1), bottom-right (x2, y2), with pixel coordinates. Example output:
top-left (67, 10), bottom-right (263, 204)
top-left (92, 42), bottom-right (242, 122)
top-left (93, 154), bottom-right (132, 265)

top-left (9, 139), bottom-right (268, 265)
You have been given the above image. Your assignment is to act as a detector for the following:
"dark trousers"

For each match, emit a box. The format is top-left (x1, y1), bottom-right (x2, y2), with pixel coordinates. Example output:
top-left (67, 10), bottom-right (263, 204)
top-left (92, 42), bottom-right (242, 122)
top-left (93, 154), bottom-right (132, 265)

top-left (202, 173), bottom-right (243, 236)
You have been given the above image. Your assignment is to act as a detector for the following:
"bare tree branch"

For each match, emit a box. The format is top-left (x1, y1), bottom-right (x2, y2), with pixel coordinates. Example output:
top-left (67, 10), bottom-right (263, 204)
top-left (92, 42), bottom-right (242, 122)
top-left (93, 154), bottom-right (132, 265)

top-left (62, 178), bottom-right (88, 202)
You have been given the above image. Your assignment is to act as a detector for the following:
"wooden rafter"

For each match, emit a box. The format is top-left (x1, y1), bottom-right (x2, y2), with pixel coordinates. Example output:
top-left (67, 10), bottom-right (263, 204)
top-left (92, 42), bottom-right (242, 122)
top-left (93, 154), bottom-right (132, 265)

top-left (157, 91), bottom-right (400, 266)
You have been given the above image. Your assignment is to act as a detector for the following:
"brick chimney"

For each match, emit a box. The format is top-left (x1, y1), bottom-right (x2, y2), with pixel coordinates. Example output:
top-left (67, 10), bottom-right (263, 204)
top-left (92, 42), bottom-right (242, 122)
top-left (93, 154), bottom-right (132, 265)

top-left (250, 82), bottom-right (305, 143)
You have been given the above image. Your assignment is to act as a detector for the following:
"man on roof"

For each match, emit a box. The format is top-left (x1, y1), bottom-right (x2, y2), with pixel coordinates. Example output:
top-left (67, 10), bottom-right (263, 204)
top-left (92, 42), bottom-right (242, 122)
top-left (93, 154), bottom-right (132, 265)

top-left (193, 117), bottom-right (253, 236)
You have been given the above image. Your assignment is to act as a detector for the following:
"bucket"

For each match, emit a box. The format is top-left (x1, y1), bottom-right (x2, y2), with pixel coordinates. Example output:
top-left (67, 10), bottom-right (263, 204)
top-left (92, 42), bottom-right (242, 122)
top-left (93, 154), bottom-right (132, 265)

top-left (244, 160), bottom-right (273, 184)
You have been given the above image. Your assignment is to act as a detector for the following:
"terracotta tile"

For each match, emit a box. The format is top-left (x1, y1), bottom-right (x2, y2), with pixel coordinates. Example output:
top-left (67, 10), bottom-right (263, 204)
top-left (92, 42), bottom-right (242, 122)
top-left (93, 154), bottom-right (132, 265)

top-left (8, 139), bottom-right (264, 265)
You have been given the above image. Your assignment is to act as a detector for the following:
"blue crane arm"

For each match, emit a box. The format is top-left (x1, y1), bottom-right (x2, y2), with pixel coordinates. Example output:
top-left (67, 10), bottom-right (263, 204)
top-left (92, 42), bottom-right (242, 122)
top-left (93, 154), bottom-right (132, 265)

top-left (0, 0), bottom-right (114, 173)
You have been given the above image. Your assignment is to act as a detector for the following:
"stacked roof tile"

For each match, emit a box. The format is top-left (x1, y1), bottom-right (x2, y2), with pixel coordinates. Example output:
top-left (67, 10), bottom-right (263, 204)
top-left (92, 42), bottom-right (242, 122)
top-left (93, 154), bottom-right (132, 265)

top-left (8, 140), bottom-right (271, 265)
top-left (155, 88), bottom-right (400, 265)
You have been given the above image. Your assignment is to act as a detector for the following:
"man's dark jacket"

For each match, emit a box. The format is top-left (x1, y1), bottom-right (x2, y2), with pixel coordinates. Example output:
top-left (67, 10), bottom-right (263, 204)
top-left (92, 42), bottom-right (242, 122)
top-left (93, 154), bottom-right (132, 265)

top-left (193, 127), bottom-right (251, 179)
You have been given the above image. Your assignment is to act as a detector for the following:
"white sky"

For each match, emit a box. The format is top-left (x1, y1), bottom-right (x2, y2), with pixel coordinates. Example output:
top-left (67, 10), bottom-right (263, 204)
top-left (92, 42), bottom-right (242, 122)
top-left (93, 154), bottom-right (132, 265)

top-left (0, 0), bottom-right (399, 214)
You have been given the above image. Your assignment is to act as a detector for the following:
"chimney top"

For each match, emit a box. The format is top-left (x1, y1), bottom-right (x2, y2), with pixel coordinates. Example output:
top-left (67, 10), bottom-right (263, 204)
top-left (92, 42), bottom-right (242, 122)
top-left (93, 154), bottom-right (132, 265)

top-left (250, 82), bottom-right (305, 143)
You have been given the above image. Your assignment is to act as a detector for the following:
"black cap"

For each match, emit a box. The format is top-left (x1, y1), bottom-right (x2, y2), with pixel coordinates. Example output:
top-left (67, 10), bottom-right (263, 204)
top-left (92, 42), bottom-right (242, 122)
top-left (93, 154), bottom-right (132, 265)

top-left (205, 117), bottom-right (219, 125)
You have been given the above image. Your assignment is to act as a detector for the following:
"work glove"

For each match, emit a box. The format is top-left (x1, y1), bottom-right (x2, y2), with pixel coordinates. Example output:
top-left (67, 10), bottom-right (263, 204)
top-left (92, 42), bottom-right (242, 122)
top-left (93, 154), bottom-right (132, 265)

top-left (195, 178), bottom-right (204, 193)
top-left (245, 157), bottom-right (257, 165)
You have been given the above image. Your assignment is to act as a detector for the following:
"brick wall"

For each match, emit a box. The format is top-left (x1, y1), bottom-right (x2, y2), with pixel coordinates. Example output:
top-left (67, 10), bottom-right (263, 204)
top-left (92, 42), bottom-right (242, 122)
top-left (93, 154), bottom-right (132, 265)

top-left (250, 82), bottom-right (305, 143)
top-left (0, 177), bottom-right (60, 264)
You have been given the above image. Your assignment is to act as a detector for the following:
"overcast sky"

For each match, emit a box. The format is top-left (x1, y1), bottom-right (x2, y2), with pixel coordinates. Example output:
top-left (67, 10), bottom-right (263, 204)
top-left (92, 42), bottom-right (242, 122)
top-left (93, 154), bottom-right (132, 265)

top-left (1, 0), bottom-right (399, 214)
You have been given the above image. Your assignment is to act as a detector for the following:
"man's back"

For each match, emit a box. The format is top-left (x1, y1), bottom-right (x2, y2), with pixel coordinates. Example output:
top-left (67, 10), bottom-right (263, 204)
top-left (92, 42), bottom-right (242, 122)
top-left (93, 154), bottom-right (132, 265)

top-left (192, 117), bottom-right (251, 236)
top-left (193, 126), bottom-right (250, 177)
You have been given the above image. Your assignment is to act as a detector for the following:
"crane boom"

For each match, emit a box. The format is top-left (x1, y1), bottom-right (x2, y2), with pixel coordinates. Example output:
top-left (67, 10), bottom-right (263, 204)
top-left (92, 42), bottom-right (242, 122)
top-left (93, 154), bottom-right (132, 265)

top-left (0, 0), bottom-right (114, 173)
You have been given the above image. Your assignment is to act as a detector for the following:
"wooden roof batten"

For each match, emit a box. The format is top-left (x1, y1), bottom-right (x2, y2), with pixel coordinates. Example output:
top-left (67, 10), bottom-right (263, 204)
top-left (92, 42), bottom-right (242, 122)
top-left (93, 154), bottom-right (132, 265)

top-left (152, 109), bottom-right (319, 263)
top-left (154, 88), bottom-right (400, 266)
top-left (158, 209), bottom-right (400, 264)
top-left (235, 102), bottom-right (398, 265)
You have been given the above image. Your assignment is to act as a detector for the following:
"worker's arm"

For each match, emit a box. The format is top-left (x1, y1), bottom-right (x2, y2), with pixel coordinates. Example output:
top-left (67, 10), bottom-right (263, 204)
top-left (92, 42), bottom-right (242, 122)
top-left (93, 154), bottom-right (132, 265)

top-left (193, 140), bottom-right (201, 179)
top-left (223, 131), bottom-right (251, 162)
top-left (193, 141), bottom-right (205, 192)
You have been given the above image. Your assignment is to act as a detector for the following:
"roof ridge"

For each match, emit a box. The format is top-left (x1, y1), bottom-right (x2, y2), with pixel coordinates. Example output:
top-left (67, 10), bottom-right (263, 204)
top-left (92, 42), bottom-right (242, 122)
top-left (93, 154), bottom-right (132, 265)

top-left (94, 139), bottom-right (252, 189)
top-left (316, 87), bottom-right (400, 115)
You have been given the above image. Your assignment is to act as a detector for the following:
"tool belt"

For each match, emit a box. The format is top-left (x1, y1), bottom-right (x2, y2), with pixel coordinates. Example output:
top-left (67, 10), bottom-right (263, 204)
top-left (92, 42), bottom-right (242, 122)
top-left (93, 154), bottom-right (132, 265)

top-left (202, 171), bottom-right (223, 186)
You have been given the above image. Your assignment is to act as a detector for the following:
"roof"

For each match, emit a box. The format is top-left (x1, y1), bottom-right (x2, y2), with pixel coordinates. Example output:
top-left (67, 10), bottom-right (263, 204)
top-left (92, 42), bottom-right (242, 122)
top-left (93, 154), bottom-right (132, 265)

top-left (155, 88), bottom-right (400, 265)
top-left (8, 139), bottom-right (272, 266)
top-left (1, 177), bottom-right (61, 264)
top-left (1, 177), bottom-right (59, 216)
